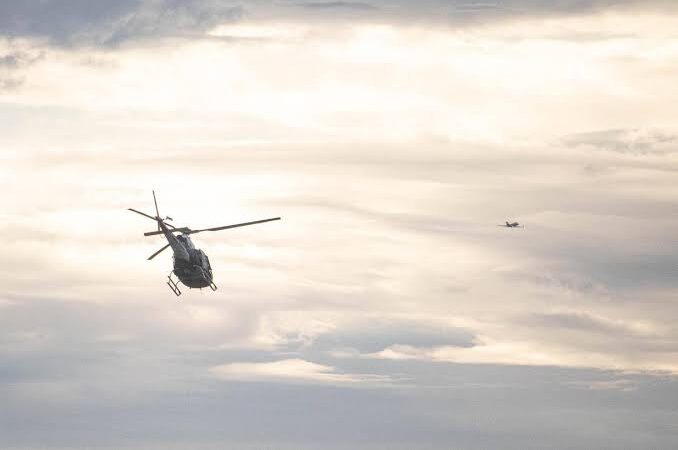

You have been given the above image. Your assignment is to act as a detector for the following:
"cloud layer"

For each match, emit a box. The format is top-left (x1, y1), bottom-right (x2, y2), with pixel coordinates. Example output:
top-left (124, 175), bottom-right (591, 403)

top-left (1, 0), bottom-right (677, 47)
top-left (1, 2), bottom-right (678, 449)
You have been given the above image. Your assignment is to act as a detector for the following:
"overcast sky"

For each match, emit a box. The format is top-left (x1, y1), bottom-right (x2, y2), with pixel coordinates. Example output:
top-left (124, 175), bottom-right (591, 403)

top-left (2, 1), bottom-right (678, 449)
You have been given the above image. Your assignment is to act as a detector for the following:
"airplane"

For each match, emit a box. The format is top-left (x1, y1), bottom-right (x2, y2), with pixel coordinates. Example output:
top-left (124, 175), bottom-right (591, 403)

top-left (129, 191), bottom-right (280, 296)
top-left (498, 221), bottom-right (523, 228)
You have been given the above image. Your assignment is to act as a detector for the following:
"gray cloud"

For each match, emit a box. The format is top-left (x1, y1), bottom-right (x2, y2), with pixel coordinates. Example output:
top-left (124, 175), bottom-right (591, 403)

top-left (103, 0), bottom-right (244, 47)
top-left (280, 0), bottom-right (678, 27)
top-left (564, 129), bottom-right (678, 156)
top-left (0, 75), bottom-right (22, 91)
top-left (0, 0), bottom-right (243, 47)
top-left (2, 8), bottom-right (678, 448)
top-left (526, 312), bottom-right (634, 334)
top-left (0, 0), bottom-right (676, 47)
top-left (0, 0), bottom-right (139, 44)
top-left (2, 297), bottom-right (678, 450)
top-left (297, 1), bottom-right (377, 10)
top-left (0, 52), bottom-right (33, 68)
top-left (0, 45), bottom-right (43, 90)
top-left (311, 319), bottom-right (476, 353)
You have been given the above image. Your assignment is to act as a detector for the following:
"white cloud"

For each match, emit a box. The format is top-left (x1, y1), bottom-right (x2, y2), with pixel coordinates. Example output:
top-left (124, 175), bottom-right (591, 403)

top-left (370, 337), bottom-right (678, 374)
top-left (3, 5), bottom-right (678, 449)
top-left (568, 378), bottom-right (638, 392)
top-left (1, 4), bottom-right (678, 390)
top-left (210, 358), bottom-right (390, 384)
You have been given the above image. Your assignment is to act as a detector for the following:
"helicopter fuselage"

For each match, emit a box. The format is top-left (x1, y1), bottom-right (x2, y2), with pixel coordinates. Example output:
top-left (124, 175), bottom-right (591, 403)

top-left (172, 235), bottom-right (213, 289)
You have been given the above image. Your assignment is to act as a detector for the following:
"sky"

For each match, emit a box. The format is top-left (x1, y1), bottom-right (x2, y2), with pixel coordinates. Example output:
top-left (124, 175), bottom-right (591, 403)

top-left (1, 1), bottom-right (678, 449)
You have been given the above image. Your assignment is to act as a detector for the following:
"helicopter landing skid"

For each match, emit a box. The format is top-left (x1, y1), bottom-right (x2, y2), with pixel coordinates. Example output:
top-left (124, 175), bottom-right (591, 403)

top-left (204, 270), bottom-right (218, 291)
top-left (167, 272), bottom-right (182, 297)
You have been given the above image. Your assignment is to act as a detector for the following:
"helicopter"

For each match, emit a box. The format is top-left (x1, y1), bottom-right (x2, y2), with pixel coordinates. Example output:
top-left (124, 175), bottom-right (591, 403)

top-left (129, 191), bottom-right (280, 296)
top-left (498, 221), bottom-right (523, 228)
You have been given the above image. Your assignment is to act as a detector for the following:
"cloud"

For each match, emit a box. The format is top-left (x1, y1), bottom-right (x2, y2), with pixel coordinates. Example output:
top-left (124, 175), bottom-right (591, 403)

top-left (210, 358), bottom-right (391, 384)
top-left (0, 40), bottom-right (43, 90)
top-left (0, 75), bottom-right (22, 90)
top-left (563, 129), bottom-right (678, 155)
top-left (312, 318), bottom-right (476, 353)
top-left (0, 52), bottom-right (34, 68)
top-left (1, 0), bottom-right (677, 49)
top-left (2, 7), bottom-right (678, 448)
top-left (283, 0), bottom-right (678, 28)
top-left (568, 378), bottom-right (638, 392)
top-left (103, 0), bottom-right (244, 46)
top-left (296, 1), bottom-right (378, 11)
top-left (367, 312), bottom-right (678, 374)
top-left (0, 0), bottom-right (138, 45)
top-left (526, 312), bottom-right (642, 334)
top-left (0, 0), bottom-right (243, 47)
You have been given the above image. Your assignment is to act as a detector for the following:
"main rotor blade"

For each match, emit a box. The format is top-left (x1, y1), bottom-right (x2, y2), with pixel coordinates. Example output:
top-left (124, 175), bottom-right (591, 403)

top-left (152, 190), bottom-right (160, 231)
top-left (128, 208), bottom-right (177, 229)
top-left (128, 208), bottom-right (156, 221)
top-left (187, 217), bottom-right (281, 234)
top-left (144, 227), bottom-right (191, 237)
top-left (148, 243), bottom-right (171, 260)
